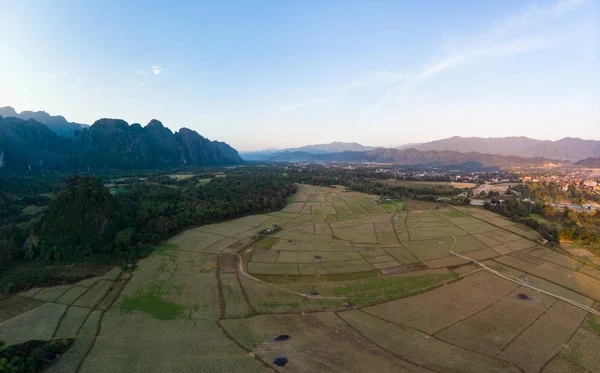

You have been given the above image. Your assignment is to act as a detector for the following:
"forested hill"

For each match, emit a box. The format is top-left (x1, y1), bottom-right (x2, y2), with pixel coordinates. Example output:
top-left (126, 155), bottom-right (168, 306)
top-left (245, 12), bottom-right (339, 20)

top-left (575, 157), bottom-right (600, 168)
top-left (0, 116), bottom-right (243, 172)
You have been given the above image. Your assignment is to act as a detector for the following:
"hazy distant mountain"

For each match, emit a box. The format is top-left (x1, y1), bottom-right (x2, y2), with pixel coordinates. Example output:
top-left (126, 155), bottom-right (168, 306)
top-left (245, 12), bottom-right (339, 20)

top-left (241, 142), bottom-right (375, 160)
top-left (395, 142), bottom-right (423, 150)
top-left (575, 157), bottom-right (600, 168)
top-left (266, 148), bottom-right (565, 168)
top-left (0, 116), bottom-right (243, 172)
top-left (0, 106), bottom-right (88, 137)
top-left (407, 136), bottom-right (600, 162)
top-left (292, 142), bottom-right (375, 153)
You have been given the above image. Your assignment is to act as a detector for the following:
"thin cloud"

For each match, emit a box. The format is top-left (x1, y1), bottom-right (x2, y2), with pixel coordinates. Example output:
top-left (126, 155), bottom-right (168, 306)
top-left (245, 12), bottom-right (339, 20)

top-left (269, 0), bottom-right (586, 120)
top-left (273, 97), bottom-right (332, 117)
top-left (41, 73), bottom-right (59, 84)
top-left (359, 90), bottom-right (391, 118)
top-left (273, 80), bottom-right (366, 117)
top-left (339, 80), bottom-right (366, 92)
top-left (419, 34), bottom-right (552, 80)
top-left (360, 0), bottom-right (586, 117)
top-left (371, 71), bottom-right (405, 83)
top-left (271, 77), bottom-right (379, 118)
top-left (151, 66), bottom-right (164, 75)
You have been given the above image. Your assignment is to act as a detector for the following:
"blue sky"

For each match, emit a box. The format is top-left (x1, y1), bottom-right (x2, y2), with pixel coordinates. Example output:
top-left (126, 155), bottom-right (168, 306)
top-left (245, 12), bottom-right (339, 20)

top-left (0, 0), bottom-right (597, 151)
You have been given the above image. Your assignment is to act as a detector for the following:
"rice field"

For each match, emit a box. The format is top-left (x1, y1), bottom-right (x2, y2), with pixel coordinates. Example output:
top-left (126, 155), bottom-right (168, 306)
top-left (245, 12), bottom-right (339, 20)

top-left (2, 183), bottom-right (599, 372)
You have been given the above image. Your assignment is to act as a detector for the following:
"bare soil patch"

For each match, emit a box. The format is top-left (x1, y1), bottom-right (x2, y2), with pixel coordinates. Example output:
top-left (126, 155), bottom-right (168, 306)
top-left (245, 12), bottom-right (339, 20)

top-left (364, 271), bottom-right (518, 334)
top-left (339, 310), bottom-right (521, 373)
top-left (498, 300), bottom-right (587, 373)
top-left (220, 254), bottom-right (238, 273)
top-left (436, 287), bottom-right (555, 356)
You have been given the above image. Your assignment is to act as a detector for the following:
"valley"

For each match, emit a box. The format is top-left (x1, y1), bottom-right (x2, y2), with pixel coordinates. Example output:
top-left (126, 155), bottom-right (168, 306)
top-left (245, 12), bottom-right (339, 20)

top-left (2, 0), bottom-right (598, 371)
top-left (2, 184), bottom-right (599, 372)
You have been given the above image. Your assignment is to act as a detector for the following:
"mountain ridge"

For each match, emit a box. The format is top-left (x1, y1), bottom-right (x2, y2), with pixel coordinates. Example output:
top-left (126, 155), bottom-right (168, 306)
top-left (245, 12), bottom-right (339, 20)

top-left (243, 136), bottom-right (599, 162)
top-left (264, 147), bottom-right (568, 168)
top-left (241, 141), bottom-right (375, 160)
top-left (404, 136), bottom-right (600, 162)
top-left (0, 106), bottom-right (89, 137)
top-left (575, 157), bottom-right (600, 168)
top-left (0, 116), bottom-right (243, 172)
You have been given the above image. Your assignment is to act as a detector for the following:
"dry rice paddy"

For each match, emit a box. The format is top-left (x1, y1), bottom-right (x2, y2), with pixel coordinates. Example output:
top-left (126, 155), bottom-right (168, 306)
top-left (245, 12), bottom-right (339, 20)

top-left (2, 183), bottom-right (599, 372)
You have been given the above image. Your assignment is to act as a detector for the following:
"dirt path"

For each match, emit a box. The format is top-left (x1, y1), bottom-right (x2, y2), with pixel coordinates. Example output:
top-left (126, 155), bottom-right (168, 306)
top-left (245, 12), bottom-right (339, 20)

top-left (448, 236), bottom-right (600, 317)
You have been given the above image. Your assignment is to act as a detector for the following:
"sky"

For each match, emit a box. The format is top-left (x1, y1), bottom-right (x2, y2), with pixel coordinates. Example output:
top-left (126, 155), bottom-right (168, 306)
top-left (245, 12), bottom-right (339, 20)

top-left (0, 0), bottom-right (598, 151)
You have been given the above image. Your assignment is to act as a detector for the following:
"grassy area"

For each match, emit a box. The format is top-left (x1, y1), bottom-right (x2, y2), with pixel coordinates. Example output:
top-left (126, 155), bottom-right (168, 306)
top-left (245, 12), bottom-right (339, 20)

top-left (526, 213), bottom-right (564, 230)
top-left (585, 315), bottom-right (600, 336)
top-left (585, 242), bottom-right (600, 257)
top-left (381, 203), bottom-right (396, 212)
top-left (378, 180), bottom-right (456, 193)
top-left (16, 216), bottom-right (41, 230)
top-left (529, 213), bottom-right (551, 224)
top-left (286, 195), bottom-right (297, 203)
top-left (21, 205), bottom-right (45, 216)
top-left (167, 173), bottom-right (195, 180)
top-left (253, 270), bottom-right (378, 283)
top-left (253, 236), bottom-right (276, 250)
top-left (439, 209), bottom-right (466, 218)
top-left (112, 187), bottom-right (127, 194)
top-left (332, 272), bottom-right (457, 301)
top-left (153, 243), bottom-right (179, 262)
top-left (120, 293), bottom-right (187, 320)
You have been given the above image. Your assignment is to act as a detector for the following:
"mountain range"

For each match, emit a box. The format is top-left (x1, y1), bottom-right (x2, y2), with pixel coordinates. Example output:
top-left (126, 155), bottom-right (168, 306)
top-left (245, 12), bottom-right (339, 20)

top-left (403, 136), bottom-right (600, 162)
top-left (2, 106), bottom-right (597, 171)
top-left (246, 136), bottom-right (600, 163)
top-left (0, 115), bottom-right (242, 172)
top-left (241, 142), bottom-right (375, 160)
top-left (575, 157), bottom-right (600, 168)
top-left (262, 148), bottom-right (564, 168)
top-left (0, 106), bottom-right (88, 137)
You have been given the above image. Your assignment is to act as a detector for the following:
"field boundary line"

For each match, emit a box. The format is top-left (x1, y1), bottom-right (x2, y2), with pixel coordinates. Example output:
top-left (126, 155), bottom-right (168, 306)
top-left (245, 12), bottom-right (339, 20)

top-left (53, 278), bottom-right (104, 339)
top-left (215, 255), bottom-right (226, 319)
top-left (538, 310), bottom-right (594, 373)
top-left (488, 257), bottom-right (598, 304)
top-left (332, 311), bottom-right (435, 373)
top-left (337, 309), bottom-right (526, 373)
top-left (495, 298), bottom-right (559, 358)
top-left (433, 280), bottom-right (521, 337)
top-left (234, 257), bottom-right (257, 314)
top-left (451, 207), bottom-right (537, 242)
top-left (215, 319), bottom-right (279, 372)
top-left (169, 247), bottom-right (219, 256)
top-left (51, 305), bottom-right (70, 339)
top-left (238, 250), bottom-right (463, 303)
top-left (449, 236), bottom-right (600, 317)
top-left (75, 272), bottom-right (129, 373)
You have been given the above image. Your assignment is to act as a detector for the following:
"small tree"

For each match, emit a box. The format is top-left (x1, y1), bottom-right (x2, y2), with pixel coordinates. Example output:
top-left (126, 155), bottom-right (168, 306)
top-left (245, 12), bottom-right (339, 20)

top-left (542, 206), bottom-right (557, 217)
top-left (114, 228), bottom-right (134, 252)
